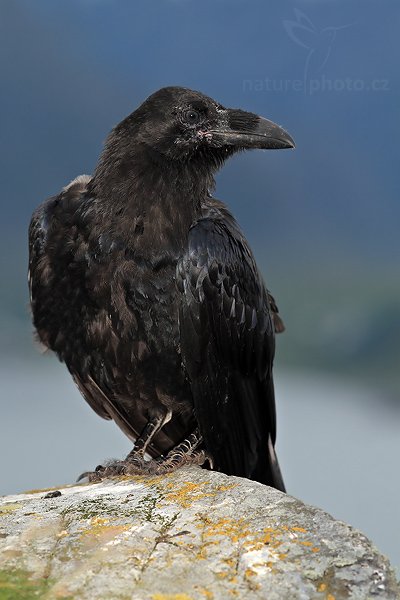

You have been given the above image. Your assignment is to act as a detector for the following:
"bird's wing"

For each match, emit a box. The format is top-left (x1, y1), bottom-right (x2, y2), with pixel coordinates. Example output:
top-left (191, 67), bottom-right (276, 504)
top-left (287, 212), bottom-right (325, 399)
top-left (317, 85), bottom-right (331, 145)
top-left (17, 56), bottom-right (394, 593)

top-left (28, 183), bottom-right (192, 455)
top-left (177, 216), bottom-right (285, 489)
top-left (28, 181), bottom-right (113, 422)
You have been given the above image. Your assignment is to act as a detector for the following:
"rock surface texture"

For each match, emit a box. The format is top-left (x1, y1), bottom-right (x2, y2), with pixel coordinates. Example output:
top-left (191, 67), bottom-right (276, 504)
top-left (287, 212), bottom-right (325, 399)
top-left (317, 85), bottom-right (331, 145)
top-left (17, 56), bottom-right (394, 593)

top-left (0, 466), bottom-right (398, 599)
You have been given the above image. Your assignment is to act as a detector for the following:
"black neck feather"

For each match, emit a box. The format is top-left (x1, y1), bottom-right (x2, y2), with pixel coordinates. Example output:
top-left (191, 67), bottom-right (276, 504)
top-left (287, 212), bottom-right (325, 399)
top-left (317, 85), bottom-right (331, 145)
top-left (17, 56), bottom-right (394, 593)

top-left (88, 142), bottom-right (214, 254)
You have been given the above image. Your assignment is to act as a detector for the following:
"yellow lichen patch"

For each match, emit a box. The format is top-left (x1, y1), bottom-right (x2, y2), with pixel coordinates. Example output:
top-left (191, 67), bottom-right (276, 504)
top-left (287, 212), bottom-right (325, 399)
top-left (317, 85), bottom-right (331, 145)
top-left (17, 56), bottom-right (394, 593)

top-left (126, 471), bottom-right (180, 490)
top-left (0, 503), bottom-right (22, 513)
top-left (79, 523), bottom-right (131, 548)
top-left (249, 524), bottom-right (323, 559)
top-left (200, 516), bottom-right (251, 543)
top-left (216, 571), bottom-right (229, 579)
top-left (164, 481), bottom-right (215, 508)
top-left (215, 570), bottom-right (238, 584)
top-left (223, 558), bottom-right (236, 568)
top-left (194, 539), bottom-right (221, 561)
top-left (197, 587), bottom-right (214, 599)
top-left (299, 541), bottom-right (313, 547)
top-left (215, 483), bottom-right (237, 492)
top-left (89, 516), bottom-right (110, 526)
top-left (195, 515), bottom-right (322, 575)
top-left (80, 523), bottom-right (129, 537)
top-left (151, 594), bottom-right (193, 600)
top-left (194, 544), bottom-right (208, 561)
top-left (315, 583), bottom-right (338, 600)
top-left (244, 568), bottom-right (256, 578)
top-left (243, 527), bottom-right (284, 552)
top-left (214, 571), bottom-right (237, 584)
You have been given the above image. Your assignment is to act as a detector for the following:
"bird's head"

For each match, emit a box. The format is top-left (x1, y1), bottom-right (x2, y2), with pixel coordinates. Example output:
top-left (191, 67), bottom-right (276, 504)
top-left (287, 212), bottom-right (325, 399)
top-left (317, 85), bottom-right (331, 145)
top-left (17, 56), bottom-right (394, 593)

top-left (111, 87), bottom-right (295, 170)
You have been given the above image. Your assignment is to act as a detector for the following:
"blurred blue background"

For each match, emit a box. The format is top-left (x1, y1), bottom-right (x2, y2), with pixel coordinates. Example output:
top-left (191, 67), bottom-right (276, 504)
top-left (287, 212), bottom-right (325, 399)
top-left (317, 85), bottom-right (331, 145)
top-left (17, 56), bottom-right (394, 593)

top-left (0, 0), bottom-right (399, 572)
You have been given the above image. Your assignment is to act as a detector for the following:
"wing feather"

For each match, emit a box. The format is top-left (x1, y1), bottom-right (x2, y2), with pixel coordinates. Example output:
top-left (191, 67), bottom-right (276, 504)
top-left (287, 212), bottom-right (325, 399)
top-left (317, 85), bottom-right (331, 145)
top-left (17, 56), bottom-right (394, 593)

top-left (178, 214), bottom-right (285, 490)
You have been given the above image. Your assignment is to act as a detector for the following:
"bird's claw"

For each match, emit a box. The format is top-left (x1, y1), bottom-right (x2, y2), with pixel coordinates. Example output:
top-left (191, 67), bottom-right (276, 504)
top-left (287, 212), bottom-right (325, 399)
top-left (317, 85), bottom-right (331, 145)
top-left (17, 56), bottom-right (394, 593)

top-left (77, 456), bottom-right (150, 482)
top-left (77, 448), bottom-right (211, 482)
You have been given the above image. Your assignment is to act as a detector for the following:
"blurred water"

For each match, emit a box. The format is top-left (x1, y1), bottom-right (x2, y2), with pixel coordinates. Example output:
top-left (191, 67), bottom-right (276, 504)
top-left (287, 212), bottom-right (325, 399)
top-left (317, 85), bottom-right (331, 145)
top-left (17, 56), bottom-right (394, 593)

top-left (0, 358), bottom-right (398, 574)
top-left (275, 371), bottom-right (399, 576)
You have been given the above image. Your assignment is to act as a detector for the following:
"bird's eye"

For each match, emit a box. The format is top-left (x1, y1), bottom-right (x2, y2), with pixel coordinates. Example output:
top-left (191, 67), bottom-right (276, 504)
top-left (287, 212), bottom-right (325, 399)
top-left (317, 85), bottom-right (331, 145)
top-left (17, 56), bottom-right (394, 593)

top-left (182, 108), bottom-right (202, 126)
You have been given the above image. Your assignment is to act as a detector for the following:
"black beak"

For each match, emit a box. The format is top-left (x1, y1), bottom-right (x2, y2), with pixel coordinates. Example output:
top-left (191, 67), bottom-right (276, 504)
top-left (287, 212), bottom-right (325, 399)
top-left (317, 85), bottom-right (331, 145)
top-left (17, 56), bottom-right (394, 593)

top-left (209, 110), bottom-right (295, 150)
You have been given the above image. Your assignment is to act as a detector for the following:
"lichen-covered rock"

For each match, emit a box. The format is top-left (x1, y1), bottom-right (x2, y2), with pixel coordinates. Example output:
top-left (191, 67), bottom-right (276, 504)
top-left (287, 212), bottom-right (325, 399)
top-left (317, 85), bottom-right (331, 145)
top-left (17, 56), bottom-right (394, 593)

top-left (0, 466), bottom-right (398, 599)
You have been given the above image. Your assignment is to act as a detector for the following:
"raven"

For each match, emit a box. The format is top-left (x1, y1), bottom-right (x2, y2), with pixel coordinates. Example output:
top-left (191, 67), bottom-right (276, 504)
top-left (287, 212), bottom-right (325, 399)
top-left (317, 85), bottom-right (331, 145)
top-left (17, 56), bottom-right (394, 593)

top-left (29, 87), bottom-right (294, 491)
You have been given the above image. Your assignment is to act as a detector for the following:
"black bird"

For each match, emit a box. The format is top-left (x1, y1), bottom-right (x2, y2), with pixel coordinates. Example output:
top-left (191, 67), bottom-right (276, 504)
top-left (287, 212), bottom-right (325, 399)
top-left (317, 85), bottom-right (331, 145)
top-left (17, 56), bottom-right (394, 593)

top-left (29, 87), bottom-right (294, 491)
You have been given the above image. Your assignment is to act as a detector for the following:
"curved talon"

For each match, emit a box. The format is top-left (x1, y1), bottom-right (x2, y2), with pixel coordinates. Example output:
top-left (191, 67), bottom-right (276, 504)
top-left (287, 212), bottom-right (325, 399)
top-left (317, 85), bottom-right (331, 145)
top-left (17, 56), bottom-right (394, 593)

top-left (76, 470), bottom-right (92, 483)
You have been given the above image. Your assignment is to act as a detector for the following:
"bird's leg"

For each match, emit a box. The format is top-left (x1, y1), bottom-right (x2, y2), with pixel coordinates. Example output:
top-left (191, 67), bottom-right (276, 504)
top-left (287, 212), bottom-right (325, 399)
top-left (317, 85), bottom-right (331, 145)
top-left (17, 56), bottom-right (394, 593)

top-left (78, 411), bottom-right (172, 482)
top-left (124, 410), bottom-right (172, 466)
top-left (147, 428), bottom-right (210, 475)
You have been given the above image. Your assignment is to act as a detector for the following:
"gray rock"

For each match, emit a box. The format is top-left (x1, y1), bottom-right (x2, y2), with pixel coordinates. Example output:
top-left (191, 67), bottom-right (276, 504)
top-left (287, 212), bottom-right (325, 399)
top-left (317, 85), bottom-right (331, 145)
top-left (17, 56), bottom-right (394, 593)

top-left (0, 466), bottom-right (398, 599)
